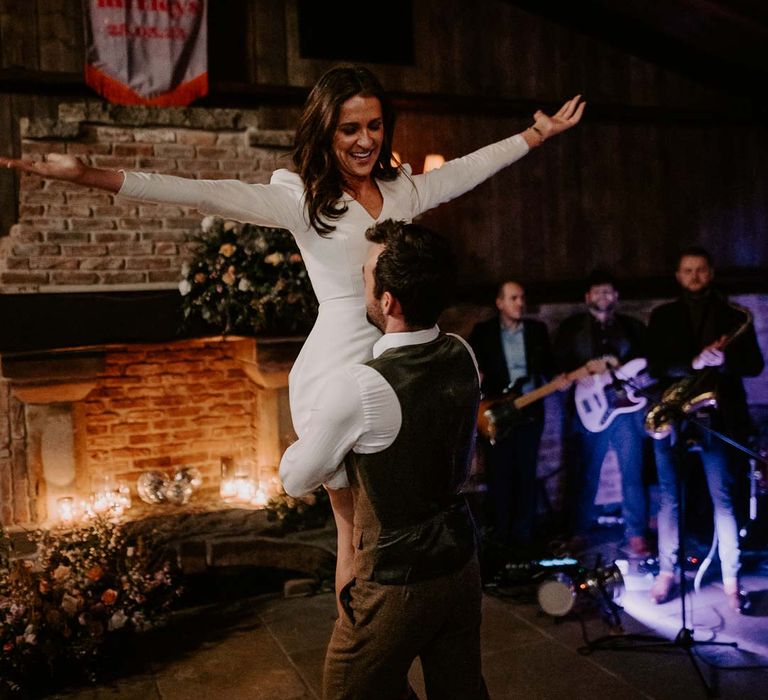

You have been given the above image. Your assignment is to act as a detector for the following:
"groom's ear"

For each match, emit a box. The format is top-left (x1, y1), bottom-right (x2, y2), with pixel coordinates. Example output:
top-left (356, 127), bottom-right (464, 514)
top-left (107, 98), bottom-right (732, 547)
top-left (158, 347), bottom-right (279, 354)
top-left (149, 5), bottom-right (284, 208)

top-left (382, 291), bottom-right (404, 318)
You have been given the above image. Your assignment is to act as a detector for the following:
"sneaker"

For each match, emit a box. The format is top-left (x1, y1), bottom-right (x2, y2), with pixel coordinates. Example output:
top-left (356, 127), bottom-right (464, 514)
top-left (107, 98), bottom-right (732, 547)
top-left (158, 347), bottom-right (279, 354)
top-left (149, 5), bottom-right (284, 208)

top-left (649, 572), bottom-right (677, 604)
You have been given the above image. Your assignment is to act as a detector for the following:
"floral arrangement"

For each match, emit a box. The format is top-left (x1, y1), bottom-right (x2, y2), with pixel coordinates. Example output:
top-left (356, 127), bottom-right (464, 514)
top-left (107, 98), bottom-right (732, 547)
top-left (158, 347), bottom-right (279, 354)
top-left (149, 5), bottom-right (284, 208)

top-left (0, 519), bottom-right (182, 693)
top-left (264, 487), bottom-right (331, 533)
top-left (179, 217), bottom-right (318, 335)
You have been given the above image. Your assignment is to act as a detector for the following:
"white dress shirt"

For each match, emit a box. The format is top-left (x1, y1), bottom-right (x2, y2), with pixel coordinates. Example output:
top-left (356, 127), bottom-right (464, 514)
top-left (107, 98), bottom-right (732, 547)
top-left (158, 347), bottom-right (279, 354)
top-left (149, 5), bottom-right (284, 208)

top-left (279, 327), bottom-right (480, 497)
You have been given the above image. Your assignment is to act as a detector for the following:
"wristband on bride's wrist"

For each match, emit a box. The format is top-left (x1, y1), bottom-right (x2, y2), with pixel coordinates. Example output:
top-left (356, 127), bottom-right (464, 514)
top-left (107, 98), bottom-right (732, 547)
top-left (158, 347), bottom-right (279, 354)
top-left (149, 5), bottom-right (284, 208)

top-left (529, 125), bottom-right (545, 144)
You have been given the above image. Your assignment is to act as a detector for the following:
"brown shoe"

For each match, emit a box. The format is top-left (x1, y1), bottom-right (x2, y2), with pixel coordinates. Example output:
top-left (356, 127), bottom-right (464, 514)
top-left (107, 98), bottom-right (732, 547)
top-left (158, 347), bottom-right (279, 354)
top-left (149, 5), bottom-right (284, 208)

top-left (628, 536), bottom-right (652, 557)
top-left (650, 572), bottom-right (677, 604)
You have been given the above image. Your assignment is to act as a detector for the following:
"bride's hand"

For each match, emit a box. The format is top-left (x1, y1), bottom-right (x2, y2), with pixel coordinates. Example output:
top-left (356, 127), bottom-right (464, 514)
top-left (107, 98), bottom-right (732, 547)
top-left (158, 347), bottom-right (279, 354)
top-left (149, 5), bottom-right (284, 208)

top-left (531, 95), bottom-right (586, 141)
top-left (0, 153), bottom-right (88, 182)
top-left (0, 153), bottom-right (124, 192)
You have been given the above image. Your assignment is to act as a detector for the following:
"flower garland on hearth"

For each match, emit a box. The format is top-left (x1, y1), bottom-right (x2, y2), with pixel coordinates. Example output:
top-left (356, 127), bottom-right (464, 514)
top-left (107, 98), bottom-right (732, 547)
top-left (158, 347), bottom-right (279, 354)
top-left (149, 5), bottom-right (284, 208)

top-left (0, 519), bottom-right (182, 693)
top-left (179, 217), bottom-right (318, 336)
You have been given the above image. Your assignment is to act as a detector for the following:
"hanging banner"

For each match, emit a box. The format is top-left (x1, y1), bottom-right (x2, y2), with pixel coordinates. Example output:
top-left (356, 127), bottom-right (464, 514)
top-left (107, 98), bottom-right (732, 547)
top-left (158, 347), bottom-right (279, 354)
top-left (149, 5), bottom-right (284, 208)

top-left (84, 0), bottom-right (208, 106)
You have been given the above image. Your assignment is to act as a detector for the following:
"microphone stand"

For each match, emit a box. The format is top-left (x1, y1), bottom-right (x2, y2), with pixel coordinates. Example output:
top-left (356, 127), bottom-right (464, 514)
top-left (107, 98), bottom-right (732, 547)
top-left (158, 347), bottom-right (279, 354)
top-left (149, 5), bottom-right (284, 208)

top-left (579, 403), bottom-right (768, 698)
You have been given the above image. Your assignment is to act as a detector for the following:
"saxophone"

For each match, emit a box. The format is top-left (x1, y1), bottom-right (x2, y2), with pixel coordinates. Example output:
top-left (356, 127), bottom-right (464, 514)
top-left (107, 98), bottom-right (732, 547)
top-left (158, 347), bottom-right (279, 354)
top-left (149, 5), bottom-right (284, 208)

top-left (644, 301), bottom-right (753, 440)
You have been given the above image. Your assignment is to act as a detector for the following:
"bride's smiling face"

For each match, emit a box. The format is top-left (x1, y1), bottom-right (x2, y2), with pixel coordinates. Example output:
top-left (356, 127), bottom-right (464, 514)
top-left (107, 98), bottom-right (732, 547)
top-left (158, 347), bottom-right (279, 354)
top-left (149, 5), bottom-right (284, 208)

top-left (332, 94), bottom-right (384, 185)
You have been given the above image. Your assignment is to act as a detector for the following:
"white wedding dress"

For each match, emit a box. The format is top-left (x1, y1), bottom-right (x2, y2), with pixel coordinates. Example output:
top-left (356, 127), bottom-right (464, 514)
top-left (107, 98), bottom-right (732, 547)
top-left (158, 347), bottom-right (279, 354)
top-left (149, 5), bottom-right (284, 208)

top-left (119, 134), bottom-right (529, 436)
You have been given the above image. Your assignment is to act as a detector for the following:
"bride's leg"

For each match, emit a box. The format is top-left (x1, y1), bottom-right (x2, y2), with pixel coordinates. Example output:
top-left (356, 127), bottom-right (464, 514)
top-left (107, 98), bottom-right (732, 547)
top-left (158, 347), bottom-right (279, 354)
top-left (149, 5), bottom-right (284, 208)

top-left (326, 486), bottom-right (355, 617)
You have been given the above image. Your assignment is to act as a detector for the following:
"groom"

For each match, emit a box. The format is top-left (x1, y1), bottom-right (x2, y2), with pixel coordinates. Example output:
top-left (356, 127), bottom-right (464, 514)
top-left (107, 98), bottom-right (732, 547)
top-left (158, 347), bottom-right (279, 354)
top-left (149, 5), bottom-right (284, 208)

top-left (280, 219), bottom-right (488, 700)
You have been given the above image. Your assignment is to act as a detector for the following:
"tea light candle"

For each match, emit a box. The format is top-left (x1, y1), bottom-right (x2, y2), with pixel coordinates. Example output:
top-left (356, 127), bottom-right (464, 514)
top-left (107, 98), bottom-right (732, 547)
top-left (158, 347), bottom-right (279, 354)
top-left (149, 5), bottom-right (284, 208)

top-left (220, 478), bottom-right (237, 500)
top-left (234, 475), bottom-right (254, 502)
top-left (251, 483), bottom-right (269, 507)
top-left (57, 497), bottom-right (76, 526)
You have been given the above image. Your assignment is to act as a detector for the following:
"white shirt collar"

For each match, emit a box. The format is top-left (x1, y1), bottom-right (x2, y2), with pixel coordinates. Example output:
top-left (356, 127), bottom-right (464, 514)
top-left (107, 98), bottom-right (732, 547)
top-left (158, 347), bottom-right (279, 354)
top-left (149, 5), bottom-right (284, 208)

top-left (372, 325), bottom-right (440, 359)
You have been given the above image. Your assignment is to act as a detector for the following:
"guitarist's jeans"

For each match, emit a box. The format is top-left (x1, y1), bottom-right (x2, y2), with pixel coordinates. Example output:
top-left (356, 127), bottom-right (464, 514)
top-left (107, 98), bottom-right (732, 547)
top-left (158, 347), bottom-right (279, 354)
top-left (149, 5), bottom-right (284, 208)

top-left (654, 431), bottom-right (741, 582)
top-left (568, 410), bottom-right (648, 540)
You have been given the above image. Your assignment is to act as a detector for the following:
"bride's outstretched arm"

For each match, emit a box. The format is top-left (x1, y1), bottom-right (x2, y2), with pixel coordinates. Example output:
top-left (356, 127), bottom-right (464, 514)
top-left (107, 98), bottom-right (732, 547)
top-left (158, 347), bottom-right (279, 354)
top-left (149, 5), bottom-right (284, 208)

top-left (0, 153), bottom-right (124, 192)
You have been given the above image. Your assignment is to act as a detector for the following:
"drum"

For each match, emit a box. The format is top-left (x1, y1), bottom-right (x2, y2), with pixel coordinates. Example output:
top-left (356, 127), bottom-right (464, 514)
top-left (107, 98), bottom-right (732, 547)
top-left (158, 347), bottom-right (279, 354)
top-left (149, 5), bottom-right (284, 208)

top-left (537, 573), bottom-right (579, 617)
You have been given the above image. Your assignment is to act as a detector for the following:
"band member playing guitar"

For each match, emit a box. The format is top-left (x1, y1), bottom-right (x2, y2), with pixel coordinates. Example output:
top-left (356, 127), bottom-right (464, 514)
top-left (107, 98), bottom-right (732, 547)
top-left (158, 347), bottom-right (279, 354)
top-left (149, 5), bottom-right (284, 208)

top-left (469, 281), bottom-right (569, 562)
top-left (646, 246), bottom-right (764, 613)
top-left (554, 269), bottom-right (651, 556)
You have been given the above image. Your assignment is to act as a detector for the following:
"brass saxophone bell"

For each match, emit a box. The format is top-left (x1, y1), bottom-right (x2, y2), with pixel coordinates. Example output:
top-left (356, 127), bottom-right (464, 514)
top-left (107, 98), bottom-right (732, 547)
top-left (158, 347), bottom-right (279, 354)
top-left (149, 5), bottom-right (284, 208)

top-left (644, 404), bottom-right (674, 440)
top-left (644, 385), bottom-right (719, 440)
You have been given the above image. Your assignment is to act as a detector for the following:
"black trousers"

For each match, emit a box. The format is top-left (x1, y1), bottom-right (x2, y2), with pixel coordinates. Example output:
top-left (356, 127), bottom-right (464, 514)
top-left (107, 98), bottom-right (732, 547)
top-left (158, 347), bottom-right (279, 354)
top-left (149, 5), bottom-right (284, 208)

top-left (485, 418), bottom-right (544, 549)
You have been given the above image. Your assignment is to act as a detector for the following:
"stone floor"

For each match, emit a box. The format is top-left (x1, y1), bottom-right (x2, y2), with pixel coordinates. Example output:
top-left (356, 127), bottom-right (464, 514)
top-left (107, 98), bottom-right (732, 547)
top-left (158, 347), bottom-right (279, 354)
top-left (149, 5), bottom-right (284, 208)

top-left (44, 530), bottom-right (768, 700)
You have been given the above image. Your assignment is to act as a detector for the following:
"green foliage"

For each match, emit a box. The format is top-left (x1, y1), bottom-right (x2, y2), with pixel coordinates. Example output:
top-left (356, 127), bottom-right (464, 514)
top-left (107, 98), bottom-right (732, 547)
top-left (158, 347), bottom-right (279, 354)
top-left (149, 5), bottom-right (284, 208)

top-left (179, 217), bottom-right (319, 335)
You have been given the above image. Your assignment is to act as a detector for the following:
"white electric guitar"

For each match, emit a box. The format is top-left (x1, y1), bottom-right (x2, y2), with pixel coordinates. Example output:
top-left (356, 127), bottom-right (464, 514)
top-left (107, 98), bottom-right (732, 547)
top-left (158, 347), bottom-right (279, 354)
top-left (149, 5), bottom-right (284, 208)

top-left (575, 357), bottom-right (656, 433)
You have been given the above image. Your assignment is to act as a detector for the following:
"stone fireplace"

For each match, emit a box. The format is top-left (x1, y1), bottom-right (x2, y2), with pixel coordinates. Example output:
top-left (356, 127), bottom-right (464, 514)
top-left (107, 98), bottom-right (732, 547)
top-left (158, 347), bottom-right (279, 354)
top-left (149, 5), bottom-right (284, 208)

top-left (0, 101), bottom-right (302, 530)
top-left (0, 334), bottom-right (302, 529)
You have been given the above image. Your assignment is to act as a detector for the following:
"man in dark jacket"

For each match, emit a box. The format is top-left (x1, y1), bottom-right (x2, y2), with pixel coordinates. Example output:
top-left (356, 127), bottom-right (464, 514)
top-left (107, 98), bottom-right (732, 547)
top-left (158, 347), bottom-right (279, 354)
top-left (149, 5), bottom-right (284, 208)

top-left (646, 246), bottom-right (764, 613)
top-left (554, 270), bottom-right (651, 556)
top-left (469, 281), bottom-right (564, 558)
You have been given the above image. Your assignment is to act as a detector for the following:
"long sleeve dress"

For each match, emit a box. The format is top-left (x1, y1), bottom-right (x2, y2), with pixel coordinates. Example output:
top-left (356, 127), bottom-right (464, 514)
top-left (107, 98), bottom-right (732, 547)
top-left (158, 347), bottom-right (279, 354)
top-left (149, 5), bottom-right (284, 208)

top-left (118, 134), bottom-right (530, 439)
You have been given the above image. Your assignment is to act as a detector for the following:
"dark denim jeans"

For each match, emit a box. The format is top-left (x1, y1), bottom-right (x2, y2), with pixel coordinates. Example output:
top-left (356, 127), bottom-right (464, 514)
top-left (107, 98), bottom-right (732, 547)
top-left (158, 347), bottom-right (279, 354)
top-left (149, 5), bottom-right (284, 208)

top-left (568, 410), bottom-right (648, 539)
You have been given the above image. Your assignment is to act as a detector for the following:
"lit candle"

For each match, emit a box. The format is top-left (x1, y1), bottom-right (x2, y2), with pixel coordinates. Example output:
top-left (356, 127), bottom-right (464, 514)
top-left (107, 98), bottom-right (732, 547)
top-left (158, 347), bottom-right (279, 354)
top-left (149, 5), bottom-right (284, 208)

top-left (234, 476), bottom-right (254, 502)
top-left (57, 497), bottom-right (76, 526)
top-left (81, 498), bottom-right (95, 520)
top-left (117, 481), bottom-right (132, 509)
top-left (220, 478), bottom-right (237, 500)
top-left (251, 483), bottom-right (269, 507)
top-left (92, 491), bottom-right (112, 514)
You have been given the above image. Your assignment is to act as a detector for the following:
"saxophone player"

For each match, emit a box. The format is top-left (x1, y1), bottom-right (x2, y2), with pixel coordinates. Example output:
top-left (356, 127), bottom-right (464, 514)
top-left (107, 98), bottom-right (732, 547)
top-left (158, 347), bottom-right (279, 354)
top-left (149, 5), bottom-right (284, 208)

top-left (646, 246), bottom-right (764, 612)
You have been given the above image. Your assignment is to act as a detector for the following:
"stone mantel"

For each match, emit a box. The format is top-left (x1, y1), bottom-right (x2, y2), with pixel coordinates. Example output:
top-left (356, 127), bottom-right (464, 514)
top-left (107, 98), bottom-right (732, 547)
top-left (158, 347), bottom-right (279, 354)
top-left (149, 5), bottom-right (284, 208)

top-left (0, 335), bottom-right (305, 400)
top-left (20, 100), bottom-right (294, 149)
top-left (1, 349), bottom-right (105, 403)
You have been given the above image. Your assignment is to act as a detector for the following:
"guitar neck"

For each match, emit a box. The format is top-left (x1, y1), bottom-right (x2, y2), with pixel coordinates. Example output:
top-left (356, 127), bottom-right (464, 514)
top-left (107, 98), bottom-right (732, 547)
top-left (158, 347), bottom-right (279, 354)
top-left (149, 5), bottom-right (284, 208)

top-left (513, 365), bottom-right (591, 409)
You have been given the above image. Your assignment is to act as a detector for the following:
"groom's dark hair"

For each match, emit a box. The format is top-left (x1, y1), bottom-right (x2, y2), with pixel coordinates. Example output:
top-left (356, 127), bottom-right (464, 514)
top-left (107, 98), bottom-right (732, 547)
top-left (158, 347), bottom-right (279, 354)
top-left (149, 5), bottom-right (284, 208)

top-left (365, 219), bottom-right (456, 328)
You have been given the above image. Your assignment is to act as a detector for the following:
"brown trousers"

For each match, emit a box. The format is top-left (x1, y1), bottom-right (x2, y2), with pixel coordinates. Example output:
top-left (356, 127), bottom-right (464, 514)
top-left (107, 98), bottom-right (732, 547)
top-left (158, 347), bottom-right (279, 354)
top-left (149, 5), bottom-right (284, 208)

top-left (322, 555), bottom-right (489, 700)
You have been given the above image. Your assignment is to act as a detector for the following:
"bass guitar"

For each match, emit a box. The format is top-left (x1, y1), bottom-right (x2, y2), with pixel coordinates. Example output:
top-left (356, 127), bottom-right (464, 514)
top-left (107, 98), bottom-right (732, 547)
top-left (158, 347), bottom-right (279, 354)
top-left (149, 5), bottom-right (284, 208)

top-left (574, 357), bottom-right (657, 433)
top-left (477, 358), bottom-right (613, 444)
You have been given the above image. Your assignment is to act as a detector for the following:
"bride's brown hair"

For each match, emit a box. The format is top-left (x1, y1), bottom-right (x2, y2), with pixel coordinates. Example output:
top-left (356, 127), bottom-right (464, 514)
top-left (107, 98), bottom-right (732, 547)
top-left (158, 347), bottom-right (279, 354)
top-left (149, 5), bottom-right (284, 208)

top-left (292, 65), bottom-right (399, 235)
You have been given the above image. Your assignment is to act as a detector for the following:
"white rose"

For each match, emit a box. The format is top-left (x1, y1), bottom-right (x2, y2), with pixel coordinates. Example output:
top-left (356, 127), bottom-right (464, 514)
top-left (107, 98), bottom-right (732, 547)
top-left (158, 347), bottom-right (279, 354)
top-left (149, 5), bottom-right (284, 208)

top-left (23, 624), bottom-right (37, 645)
top-left (201, 215), bottom-right (216, 232)
top-left (238, 278), bottom-right (252, 292)
top-left (108, 609), bottom-right (128, 631)
top-left (178, 279), bottom-right (192, 296)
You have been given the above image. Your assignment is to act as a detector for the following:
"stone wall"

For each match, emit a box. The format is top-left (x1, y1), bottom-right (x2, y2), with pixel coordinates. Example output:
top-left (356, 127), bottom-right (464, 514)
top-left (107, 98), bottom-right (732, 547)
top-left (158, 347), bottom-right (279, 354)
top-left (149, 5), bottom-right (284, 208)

top-left (0, 102), bottom-right (292, 293)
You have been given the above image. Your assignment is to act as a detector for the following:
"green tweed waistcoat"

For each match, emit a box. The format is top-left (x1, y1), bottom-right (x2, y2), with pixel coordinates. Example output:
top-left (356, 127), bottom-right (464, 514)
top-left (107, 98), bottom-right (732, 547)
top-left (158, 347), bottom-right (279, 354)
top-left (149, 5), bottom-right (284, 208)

top-left (348, 333), bottom-right (481, 584)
